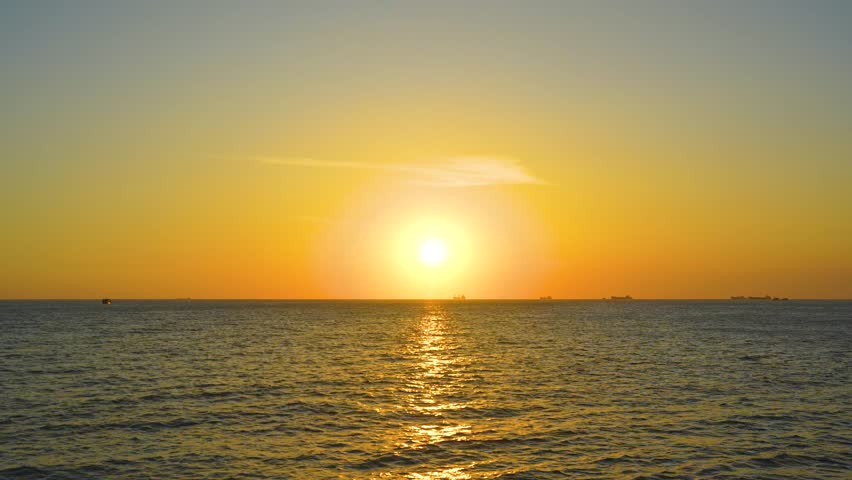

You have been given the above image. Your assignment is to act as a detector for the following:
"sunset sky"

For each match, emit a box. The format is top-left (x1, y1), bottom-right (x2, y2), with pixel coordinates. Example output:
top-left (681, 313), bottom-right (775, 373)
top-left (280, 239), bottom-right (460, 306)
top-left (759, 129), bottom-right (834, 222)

top-left (2, 1), bottom-right (851, 299)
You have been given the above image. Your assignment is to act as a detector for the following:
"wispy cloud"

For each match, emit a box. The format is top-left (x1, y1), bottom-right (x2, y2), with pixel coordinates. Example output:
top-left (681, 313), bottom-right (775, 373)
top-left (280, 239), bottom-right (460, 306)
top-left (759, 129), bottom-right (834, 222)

top-left (259, 156), bottom-right (546, 187)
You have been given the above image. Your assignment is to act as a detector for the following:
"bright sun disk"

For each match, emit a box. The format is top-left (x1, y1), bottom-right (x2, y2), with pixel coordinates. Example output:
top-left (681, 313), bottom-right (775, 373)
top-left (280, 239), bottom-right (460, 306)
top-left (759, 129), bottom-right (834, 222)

top-left (418, 238), bottom-right (448, 267)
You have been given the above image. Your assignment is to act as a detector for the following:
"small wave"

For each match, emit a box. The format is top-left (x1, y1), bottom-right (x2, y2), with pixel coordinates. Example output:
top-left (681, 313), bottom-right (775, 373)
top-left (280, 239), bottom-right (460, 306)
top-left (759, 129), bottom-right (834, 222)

top-left (738, 354), bottom-right (767, 362)
top-left (351, 451), bottom-right (423, 470)
top-left (630, 474), bottom-right (692, 480)
top-left (0, 466), bottom-right (51, 480)
top-left (0, 464), bottom-right (123, 480)
top-left (39, 417), bottom-right (200, 434)
top-left (695, 464), bottom-right (734, 476)
top-left (494, 468), bottom-right (575, 479)
top-left (741, 452), bottom-right (849, 469)
top-left (594, 453), bottom-right (646, 466)
top-left (732, 413), bottom-right (795, 422)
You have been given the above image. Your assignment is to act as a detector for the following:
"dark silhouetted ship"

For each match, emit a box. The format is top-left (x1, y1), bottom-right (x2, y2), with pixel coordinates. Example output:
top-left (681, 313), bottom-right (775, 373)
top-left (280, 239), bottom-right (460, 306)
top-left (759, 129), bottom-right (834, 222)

top-left (609, 295), bottom-right (633, 300)
top-left (101, 298), bottom-right (112, 305)
top-left (730, 295), bottom-right (787, 300)
top-left (731, 295), bottom-right (790, 302)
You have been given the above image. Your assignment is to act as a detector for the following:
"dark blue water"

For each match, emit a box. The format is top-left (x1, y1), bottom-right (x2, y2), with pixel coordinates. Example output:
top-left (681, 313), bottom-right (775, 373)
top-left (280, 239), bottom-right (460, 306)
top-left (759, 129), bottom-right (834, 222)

top-left (1, 300), bottom-right (850, 479)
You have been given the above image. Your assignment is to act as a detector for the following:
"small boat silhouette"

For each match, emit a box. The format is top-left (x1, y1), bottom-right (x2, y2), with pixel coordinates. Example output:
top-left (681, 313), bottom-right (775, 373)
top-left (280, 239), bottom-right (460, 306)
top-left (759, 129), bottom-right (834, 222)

top-left (101, 298), bottom-right (112, 305)
top-left (731, 295), bottom-right (778, 300)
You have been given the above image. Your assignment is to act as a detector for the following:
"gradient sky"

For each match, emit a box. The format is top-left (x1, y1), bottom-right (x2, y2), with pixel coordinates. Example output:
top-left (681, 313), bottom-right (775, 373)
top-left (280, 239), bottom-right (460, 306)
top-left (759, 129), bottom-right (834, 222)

top-left (2, 1), bottom-right (851, 299)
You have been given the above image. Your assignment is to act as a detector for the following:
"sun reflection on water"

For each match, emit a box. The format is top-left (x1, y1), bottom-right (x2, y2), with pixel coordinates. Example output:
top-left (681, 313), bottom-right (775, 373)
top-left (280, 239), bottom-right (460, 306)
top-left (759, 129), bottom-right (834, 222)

top-left (406, 466), bottom-right (474, 480)
top-left (393, 304), bottom-right (475, 478)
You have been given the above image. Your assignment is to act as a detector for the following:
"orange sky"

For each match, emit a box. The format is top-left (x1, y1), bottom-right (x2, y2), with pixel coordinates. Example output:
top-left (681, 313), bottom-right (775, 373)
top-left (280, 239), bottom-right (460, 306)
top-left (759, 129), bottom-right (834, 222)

top-left (2, 3), bottom-right (851, 299)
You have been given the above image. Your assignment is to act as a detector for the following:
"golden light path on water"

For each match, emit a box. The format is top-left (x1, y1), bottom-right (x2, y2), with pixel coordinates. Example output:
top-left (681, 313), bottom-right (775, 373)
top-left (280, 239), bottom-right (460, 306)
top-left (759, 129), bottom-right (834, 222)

top-left (377, 304), bottom-right (478, 480)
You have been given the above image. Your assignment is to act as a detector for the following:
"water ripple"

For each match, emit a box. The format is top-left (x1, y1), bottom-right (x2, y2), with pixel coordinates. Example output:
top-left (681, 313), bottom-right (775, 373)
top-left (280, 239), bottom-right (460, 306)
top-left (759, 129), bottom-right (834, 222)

top-left (1, 300), bottom-right (850, 479)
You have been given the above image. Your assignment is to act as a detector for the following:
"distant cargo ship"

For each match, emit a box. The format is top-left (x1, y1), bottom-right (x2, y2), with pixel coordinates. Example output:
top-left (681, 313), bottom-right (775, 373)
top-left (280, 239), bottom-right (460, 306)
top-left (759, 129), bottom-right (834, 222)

top-left (609, 295), bottom-right (633, 300)
top-left (452, 295), bottom-right (466, 301)
top-left (731, 295), bottom-right (788, 301)
top-left (101, 298), bottom-right (112, 305)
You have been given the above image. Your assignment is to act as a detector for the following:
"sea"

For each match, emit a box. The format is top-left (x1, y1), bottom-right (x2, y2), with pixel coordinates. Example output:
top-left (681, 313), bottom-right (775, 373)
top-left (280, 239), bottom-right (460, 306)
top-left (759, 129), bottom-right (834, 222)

top-left (1, 300), bottom-right (850, 479)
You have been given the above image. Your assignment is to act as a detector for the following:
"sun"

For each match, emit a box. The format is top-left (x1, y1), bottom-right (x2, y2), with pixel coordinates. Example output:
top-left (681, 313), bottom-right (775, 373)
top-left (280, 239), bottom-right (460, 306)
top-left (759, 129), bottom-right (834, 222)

top-left (418, 238), bottom-right (449, 267)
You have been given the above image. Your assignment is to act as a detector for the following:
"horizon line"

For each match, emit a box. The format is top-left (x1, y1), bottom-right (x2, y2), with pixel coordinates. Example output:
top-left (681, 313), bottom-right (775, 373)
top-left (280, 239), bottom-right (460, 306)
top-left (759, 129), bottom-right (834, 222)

top-left (2, 297), bottom-right (851, 301)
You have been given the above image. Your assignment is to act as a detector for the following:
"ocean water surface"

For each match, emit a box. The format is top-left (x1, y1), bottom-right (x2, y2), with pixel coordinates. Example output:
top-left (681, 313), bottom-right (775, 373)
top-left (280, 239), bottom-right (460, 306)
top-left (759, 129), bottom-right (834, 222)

top-left (1, 300), bottom-right (850, 479)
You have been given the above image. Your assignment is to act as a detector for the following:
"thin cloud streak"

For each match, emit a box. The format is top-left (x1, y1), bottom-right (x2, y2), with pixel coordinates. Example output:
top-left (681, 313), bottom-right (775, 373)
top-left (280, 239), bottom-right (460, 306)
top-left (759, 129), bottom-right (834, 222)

top-left (259, 156), bottom-right (547, 187)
